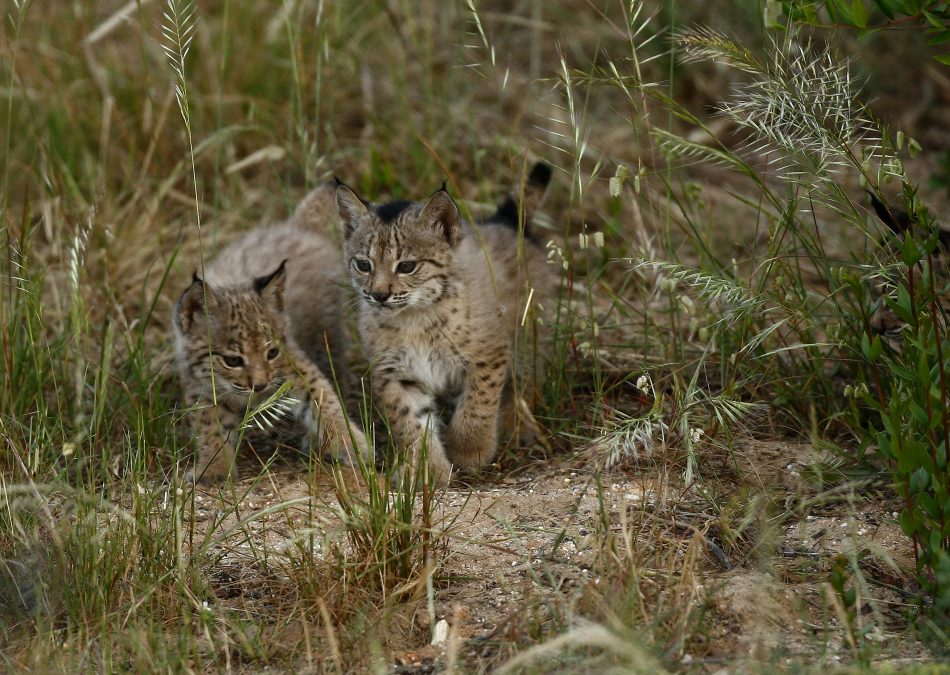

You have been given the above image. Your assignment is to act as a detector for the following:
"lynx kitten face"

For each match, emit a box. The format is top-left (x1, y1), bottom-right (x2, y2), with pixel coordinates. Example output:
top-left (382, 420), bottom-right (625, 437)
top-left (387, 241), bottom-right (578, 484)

top-left (336, 163), bottom-right (558, 484)
top-left (173, 186), bottom-right (369, 484)
top-left (340, 193), bottom-right (460, 313)
top-left (176, 264), bottom-right (291, 400)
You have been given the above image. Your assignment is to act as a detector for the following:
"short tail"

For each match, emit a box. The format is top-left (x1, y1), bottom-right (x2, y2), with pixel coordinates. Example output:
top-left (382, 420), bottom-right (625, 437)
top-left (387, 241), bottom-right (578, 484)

top-left (488, 162), bottom-right (553, 237)
top-left (290, 183), bottom-right (338, 232)
top-left (868, 191), bottom-right (950, 249)
top-left (867, 191), bottom-right (911, 235)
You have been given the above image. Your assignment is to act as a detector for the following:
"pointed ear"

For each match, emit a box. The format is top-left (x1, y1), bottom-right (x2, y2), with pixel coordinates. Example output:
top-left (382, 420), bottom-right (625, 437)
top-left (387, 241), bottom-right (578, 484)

top-left (254, 259), bottom-right (288, 312)
top-left (419, 190), bottom-right (461, 246)
top-left (175, 275), bottom-right (216, 333)
top-left (335, 183), bottom-right (370, 239)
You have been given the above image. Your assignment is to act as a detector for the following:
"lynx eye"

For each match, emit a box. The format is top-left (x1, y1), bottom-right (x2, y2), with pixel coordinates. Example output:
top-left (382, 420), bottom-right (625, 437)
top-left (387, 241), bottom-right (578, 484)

top-left (395, 260), bottom-right (417, 274)
top-left (222, 354), bottom-right (244, 368)
top-left (353, 258), bottom-right (372, 273)
top-left (266, 346), bottom-right (280, 361)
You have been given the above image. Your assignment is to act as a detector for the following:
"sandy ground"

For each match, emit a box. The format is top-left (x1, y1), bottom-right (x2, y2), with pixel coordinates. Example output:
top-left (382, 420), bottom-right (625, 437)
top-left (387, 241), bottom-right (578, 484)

top-left (183, 435), bottom-right (931, 673)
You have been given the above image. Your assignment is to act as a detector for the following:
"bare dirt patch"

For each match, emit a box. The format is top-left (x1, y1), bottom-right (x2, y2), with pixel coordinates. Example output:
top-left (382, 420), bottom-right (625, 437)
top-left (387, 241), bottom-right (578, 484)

top-left (183, 435), bottom-right (929, 672)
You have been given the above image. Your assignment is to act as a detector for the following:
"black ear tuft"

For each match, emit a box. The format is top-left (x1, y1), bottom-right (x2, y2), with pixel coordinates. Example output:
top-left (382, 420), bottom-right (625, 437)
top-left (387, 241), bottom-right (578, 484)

top-left (192, 270), bottom-right (203, 284)
top-left (333, 175), bottom-right (344, 187)
top-left (254, 259), bottom-right (288, 295)
top-left (440, 178), bottom-right (448, 193)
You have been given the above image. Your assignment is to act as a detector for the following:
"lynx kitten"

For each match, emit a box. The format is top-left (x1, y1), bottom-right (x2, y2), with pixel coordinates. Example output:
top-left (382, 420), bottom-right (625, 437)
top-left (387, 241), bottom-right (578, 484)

top-left (173, 187), bottom-right (369, 483)
top-left (335, 164), bottom-right (557, 483)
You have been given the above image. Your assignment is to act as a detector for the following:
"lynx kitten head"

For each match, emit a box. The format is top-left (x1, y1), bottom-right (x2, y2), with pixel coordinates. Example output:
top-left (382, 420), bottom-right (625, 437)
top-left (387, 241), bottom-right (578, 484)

top-left (173, 261), bottom-right (292, 396)
top-left (336, 184), bottom-right (461, 313)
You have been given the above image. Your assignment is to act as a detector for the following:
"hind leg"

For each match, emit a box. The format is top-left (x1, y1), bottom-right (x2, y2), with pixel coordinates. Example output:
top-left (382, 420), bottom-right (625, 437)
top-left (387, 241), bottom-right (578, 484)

top-left (498, 377), bottom-right (540, 448)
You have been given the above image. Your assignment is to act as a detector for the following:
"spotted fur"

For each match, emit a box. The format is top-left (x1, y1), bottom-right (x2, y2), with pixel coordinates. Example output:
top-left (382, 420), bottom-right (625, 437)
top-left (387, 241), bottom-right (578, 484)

top-left (173, 185), bottom-right (369, 483)
top-left (336, 164), bottom-right (558, 483)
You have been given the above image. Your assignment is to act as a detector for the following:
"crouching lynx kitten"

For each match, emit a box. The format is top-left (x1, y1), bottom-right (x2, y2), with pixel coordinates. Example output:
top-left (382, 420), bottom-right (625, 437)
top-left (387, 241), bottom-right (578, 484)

top-left (173, 187), bottom-right (369, 483)
top-left (335, 164), bottom-right (558, 483)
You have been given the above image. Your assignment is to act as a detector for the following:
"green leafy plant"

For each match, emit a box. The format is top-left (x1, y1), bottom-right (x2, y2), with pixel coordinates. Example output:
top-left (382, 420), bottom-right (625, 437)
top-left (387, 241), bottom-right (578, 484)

top-left (771, 0), bottom-right (950, 623)
top-left (637, 22), bottom-right (950, 614)
top-left (860, 204), bottom-right (950, 614)
top-left (778, 0), bottom-right (950, 65)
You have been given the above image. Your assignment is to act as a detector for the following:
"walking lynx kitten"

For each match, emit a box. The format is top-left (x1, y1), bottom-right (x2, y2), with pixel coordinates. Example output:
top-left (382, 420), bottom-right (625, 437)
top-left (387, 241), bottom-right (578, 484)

top-left (173, 186), bottom-right (369, 483)
top-left (335, 164), bottom-right (557, 483)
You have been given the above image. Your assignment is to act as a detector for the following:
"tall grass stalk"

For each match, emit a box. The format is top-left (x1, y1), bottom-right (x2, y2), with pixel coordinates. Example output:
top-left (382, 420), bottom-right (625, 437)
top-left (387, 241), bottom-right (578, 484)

top-left (1, 1), bottom-right (941, 669)
top-left (1, 0), bottom-right (31, 210)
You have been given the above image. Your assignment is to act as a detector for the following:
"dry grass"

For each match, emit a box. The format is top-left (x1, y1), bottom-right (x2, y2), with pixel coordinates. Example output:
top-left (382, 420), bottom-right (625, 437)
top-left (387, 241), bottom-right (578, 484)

top-left (2, 0), bottom-right (949, 672)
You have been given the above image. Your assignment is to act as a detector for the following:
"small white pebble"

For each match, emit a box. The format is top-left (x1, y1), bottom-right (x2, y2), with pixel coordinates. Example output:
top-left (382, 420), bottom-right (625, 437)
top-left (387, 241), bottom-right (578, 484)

top-left (430, 619), bottom-right (449, 645)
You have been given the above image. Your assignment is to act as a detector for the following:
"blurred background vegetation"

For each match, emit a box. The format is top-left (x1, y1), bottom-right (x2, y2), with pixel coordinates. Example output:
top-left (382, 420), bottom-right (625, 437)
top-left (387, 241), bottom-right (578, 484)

top-left (3, 0), bottom-right (950, 671)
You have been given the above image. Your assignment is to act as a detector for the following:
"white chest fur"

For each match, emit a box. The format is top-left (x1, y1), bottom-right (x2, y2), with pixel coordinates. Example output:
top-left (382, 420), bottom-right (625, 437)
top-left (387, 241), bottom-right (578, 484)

top-left (365, 303), bottom-right (468, 396)
top-left (403, 343), bottom-right (464, 395)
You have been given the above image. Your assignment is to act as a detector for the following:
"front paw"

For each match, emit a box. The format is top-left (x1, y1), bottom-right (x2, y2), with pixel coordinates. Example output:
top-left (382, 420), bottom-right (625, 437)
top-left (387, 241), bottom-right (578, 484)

top-left (402, 435), bottom-right (453, 486)
top-left (327, 427), bottom-right (373, 466)
top-left (189, 457), bottom-right (233, 484)
top-left (445, 420), bottom-right (496, 471)
top-left (425, 452), bottom-right (452, 485)
top-left (387, 453), bottom-right (451, 488)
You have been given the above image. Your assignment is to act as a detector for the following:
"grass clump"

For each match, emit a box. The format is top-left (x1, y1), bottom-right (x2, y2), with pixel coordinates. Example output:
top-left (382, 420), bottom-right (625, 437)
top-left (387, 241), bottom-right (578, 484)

top-left (661, 26), bottom-right (950, 614)
top-left (2, 0), bottom-right (949, 671)
top-left (859, 201), bottom-right (950, 618)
